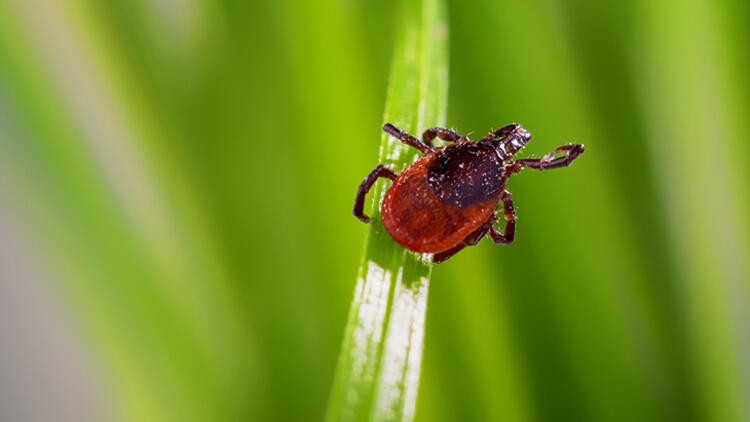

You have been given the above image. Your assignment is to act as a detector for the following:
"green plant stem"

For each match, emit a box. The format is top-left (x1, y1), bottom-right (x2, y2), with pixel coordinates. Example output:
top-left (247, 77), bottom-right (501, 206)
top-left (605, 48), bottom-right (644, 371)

top-left (325, 0), bottom-right (448, 421)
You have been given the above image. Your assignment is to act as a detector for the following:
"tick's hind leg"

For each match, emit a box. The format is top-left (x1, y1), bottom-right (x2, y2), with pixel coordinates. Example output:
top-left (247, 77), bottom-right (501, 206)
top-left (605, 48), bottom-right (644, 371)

top-left (422, 127), bottom-right (464, 147)
top-left (488, 190), bottom-right (517, 244)
top-left (433, 190), bottom-right (517, 263)
top-left (432, 218), bottom-right (495, 264)
top-left (383, 123), bottom-right (434, 154)
top-left (513, 144), bottom-right (585, 171)
top-left (353, 165), bottom-right (398, 223)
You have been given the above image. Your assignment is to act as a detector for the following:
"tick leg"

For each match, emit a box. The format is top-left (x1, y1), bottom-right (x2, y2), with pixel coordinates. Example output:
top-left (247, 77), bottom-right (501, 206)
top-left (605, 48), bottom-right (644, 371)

top-left (432, 244), bottom-right (467, 264)
top-left (353, 165), bottom-right (398, 223)
top-left (422, 127), bottom-right (464, 147)
top-left (383, 123), bottom-right (434, 154)
top-left (432, 218), bottom-right (495, 264)
top-left (481, 123), bottom-right (520, 142)
top-left (488, 190), bottom-right (516, 244)
top-left (512, 144), bottom-right (585, 172)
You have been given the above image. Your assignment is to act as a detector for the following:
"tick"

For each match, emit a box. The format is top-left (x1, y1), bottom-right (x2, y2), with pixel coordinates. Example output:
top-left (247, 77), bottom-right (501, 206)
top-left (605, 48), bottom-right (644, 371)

top-left (353, 123), bottom-right (584, 263)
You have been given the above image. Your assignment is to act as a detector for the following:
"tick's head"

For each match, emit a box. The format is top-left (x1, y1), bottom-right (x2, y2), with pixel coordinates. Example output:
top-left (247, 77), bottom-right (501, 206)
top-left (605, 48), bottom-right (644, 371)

top-left (490, 124), bottom-right (531, 158)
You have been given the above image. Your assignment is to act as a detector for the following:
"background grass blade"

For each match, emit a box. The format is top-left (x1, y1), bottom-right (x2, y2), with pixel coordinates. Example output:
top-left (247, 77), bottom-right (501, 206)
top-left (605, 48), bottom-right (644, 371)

top-left (325, 0), bottom-right (448, 420)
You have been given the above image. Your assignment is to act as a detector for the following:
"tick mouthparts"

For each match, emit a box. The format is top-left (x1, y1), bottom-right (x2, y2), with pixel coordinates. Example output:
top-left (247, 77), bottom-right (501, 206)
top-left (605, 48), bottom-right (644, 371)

top-left (494, 126), bottom-right (531, 157)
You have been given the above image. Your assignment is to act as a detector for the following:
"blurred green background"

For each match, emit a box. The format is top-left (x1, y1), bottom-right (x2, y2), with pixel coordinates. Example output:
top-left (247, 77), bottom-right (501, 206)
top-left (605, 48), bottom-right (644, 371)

top-left (1, 0), bottom-right (749, 421)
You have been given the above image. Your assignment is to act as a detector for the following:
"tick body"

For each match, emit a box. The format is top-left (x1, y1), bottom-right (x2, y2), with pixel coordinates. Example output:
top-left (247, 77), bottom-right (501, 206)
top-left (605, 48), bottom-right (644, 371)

top-left (353, 123), bottom-right (584, 263)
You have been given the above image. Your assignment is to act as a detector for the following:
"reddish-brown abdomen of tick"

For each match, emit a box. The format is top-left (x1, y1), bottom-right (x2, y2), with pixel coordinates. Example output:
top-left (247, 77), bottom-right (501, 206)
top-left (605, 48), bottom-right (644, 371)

top-left (381, 154), bottom-right (496, 253)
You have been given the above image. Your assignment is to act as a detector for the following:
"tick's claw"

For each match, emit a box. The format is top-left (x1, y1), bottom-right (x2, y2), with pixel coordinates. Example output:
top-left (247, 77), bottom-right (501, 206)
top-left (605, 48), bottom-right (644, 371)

top-left (356, 214), bottom-right (370, 224)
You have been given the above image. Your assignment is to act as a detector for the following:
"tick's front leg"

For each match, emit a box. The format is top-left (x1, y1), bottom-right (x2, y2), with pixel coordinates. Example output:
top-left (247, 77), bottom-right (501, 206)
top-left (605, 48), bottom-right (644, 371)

top-left (353, 165), bottom-right (398, 223)
top-left (512, 144), bottom-right (585, 171)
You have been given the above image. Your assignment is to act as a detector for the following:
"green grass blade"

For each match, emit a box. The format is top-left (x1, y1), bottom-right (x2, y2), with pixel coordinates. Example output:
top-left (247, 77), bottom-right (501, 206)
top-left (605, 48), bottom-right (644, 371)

top-left (325, 0), bottom-right (448, 421)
